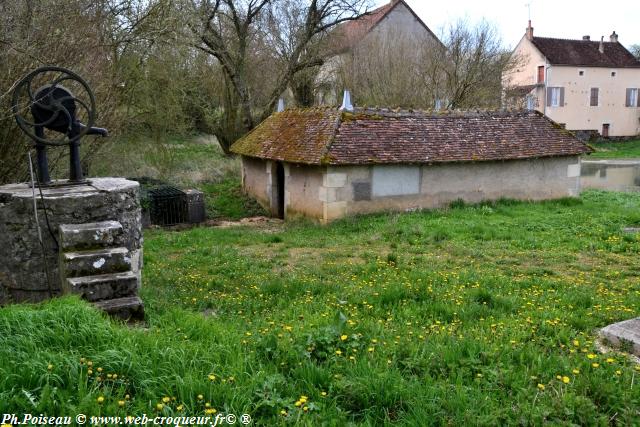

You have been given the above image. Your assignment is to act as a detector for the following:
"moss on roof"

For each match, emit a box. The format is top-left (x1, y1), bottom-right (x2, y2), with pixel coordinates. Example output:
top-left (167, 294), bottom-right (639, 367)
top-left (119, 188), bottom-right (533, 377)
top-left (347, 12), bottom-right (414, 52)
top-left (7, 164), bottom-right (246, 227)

top-left (230, 108), bottom-right (592, 165)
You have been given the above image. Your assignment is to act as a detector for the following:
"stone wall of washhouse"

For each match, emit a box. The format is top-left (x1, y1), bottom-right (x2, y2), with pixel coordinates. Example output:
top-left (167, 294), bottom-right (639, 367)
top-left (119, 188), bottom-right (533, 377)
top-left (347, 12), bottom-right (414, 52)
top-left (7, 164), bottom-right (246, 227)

top-left (242, 156), bottom-right (582, 223)
top-left (319, 156), bottom-right (582, 222)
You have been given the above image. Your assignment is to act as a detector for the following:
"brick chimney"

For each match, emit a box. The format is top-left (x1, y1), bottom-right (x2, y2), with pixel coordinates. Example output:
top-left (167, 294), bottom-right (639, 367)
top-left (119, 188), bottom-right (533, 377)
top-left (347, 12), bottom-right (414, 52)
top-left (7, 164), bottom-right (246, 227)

top-left (599, 36), bottom-right (604, 54)
top-left (582, 35), bottom-right (590, 41)
top-left (526, 20), bottom-right (534, 40)
top-left (610, 31), bottom-right (619, 43)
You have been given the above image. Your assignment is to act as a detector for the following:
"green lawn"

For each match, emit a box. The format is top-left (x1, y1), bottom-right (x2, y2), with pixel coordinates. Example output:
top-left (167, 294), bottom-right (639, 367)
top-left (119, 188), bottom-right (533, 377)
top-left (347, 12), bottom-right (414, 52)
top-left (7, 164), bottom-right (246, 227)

top-left (1, 191), bottom-right (640, 424)
top-left (90, 134), bottom-right (264, 219)
top-left (588, 139), bottom-right (640, 159)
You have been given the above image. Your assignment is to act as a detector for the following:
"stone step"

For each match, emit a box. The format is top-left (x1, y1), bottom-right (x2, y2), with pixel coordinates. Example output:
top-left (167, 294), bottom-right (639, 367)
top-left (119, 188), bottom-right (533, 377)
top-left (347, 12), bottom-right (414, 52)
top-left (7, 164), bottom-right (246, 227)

top-left (94, 296), bottom-right (145, 322)
top-left (59, 221), bottom-right (124, 251)
top-left (61, 247), bottom-right (131, 278)
top-left (66, 271), bottom-right (138, 302)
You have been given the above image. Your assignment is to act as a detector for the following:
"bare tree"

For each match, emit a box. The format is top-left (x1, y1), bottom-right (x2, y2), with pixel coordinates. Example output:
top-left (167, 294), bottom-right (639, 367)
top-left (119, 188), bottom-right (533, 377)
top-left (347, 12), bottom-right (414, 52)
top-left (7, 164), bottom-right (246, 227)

top-left (335, 29), bottom-right (441, 108)
top-left (186, 0), bottom-right (369, 153)
top-left (436, 20), bottom-right (514, 109)
top-left (630, 44), bottom-right (640, 61)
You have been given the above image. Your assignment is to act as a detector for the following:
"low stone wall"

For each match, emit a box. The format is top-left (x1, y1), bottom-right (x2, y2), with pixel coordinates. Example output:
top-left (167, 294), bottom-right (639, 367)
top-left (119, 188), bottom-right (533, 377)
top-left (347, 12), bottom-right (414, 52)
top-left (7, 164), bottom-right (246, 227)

top-left (0, 178), bottom-right (142, 304)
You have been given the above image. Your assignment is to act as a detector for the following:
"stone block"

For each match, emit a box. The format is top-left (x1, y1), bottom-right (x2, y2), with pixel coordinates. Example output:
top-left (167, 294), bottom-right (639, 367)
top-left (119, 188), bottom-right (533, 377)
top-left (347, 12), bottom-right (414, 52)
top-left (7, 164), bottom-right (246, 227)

top-left (59, 221), bottom-right (124, 251)
top-left (324, 172), bottom-right (347, 188)
top-left (567, 163), bottom-right (580, 178)
top-left (324, 201), bottom-right (347, 221)
top-left (94, 296), bottom-right (145, 322)
top-left (61, 247), bottom-right (131, 278)
top-left (600, 317), bottom-right (640, 356)
top-left (66, 271), bottom-right (138, 302)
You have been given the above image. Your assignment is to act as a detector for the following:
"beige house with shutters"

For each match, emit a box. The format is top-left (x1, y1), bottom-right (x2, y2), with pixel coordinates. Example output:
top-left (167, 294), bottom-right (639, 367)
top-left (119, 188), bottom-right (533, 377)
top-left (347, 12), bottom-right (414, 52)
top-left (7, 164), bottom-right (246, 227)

top-left (503, 22), bottom-right (640, 138)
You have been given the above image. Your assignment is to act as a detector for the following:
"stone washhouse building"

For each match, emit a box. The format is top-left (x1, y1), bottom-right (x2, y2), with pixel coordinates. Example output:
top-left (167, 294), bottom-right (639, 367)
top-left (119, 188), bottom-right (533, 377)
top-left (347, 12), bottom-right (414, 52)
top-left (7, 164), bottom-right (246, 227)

top-left (230, 107), bottom-right (591, 223)
top-left (503, 21), bottom-right (640, 138)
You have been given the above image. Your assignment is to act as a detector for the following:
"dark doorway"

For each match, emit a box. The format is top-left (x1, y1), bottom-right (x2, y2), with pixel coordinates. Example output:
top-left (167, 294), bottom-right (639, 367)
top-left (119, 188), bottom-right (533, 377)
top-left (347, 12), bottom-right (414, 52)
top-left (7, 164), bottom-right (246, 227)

top-left (275, 162), bottom-right (285, 219)
top-left (602, 123), bottom-right (610, 138)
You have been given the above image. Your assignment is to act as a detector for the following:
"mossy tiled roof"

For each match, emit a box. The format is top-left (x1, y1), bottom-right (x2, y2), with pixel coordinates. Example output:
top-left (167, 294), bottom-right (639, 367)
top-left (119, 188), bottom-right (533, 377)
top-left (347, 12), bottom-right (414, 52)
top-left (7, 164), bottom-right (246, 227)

top-left (230, 108), bottom-right (591, 165)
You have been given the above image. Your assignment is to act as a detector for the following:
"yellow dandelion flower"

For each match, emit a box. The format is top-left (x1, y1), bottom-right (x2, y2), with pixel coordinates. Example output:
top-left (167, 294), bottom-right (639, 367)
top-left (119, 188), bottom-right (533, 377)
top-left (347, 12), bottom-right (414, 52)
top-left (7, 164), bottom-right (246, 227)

top-left (537, 384), bottom-right (545, 391)
top-left (294, 400), bottom-right (302, 407)
top-left (321, 391), bottom-right (327, 397)
top-left (335, 350), bottom-right (342, 356)
top-left (156, 403), bottom-right (164, 411)
top-left (47, 364), bottom-right (53, 371)
top-left (208, 374), bottom-right (216, 381)
top-left (615, 370), bottom-right (622, 375)
top-left (606, 358), bottom-right (615, 363)
top-left (118, 400), bottom-right (125, 407)
top-left (97, 396), bottom-right (105, 404)
top-left (562, 376), bottom-right (570, 384)
top-left (587, 354), bottom-right (597, 359)
top-left (340, 335), bottom-right (348, 341)
top-left (162, 397), bottom-right (170, 403)
top-left (280, 410), bottom-right (287, 416)
top-left (177, 405), bottom-right (184, 411)
top-left (368, 347), bottom-right (374, 352)
top-left (573, 340), bottom-right (580, 347)
top-left (197, 394), bottom-right (204, 400)
top-left (592, 363), bottom-right (600, 368)
top-left (572, 369), bottom-right (580, 374)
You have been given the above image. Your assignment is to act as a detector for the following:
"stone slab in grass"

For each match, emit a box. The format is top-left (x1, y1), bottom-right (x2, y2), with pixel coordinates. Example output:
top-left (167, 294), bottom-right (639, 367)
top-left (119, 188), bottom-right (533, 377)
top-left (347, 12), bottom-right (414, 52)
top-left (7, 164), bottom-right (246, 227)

top-left (600, 318), bottom-right (640, 356)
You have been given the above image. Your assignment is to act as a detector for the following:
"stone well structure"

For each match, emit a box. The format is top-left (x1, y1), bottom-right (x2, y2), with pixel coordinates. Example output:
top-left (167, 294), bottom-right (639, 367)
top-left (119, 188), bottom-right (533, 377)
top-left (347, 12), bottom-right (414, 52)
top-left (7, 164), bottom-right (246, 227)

top-left (0, 178), bottom-right (143, 319)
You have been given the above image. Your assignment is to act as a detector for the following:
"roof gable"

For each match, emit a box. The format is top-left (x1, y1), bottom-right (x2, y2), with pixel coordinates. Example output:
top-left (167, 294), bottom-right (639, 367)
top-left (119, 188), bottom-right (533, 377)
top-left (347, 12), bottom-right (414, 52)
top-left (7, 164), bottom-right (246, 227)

top-left (333, 0), bottom-right (440, 53)
top-left (531, 37), bottom-right (640, 68)
top-left (230, 108), bottom-right (591, 165)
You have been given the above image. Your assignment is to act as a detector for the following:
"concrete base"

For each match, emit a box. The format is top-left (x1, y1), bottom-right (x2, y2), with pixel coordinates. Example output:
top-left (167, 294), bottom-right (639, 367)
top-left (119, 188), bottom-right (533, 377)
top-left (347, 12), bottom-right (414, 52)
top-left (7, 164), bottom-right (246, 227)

top-left (600, 318), bottom-right (640, 356)
top-left (0, 178), bottom-right (142, 304)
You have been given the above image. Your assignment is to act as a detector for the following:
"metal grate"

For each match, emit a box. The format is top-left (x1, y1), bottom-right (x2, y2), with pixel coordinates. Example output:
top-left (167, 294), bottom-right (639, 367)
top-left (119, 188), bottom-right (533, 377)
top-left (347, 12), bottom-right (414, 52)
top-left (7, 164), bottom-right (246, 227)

top-left (148, 185), bottom-right (188, 226)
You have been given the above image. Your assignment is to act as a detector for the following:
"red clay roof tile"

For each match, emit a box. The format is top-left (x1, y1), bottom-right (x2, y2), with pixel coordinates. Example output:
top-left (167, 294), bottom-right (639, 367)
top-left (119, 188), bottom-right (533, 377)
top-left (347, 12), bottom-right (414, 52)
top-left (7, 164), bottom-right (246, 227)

top-left (230, 108), bottom-right (591, 165)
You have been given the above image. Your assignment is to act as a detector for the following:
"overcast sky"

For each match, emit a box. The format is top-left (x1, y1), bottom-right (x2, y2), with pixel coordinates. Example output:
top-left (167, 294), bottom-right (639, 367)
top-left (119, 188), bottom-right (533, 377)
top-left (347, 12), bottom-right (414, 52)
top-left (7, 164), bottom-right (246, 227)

top-left (373, 0), bottom-right (640, 50)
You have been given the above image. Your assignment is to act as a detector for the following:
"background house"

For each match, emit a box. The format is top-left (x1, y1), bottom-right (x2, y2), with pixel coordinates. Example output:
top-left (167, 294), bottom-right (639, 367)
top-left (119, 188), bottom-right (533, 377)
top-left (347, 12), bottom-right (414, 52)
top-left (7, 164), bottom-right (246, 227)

top-left (316, 0), bottom-right (442, 106)
top-left (503, 22), bottom-right (640, 138)
top-left (231, 107), bottom-right (590, 223)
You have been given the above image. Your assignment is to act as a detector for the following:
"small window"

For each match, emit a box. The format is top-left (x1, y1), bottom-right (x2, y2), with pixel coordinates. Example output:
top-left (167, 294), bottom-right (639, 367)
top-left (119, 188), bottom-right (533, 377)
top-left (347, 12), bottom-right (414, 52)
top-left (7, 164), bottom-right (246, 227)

top-left (579, 70), bottom-right (584, 76)
top-left (590, 88), bottom-right (599, 106)
top-left (537, 66), bottom-right (545, 83)
top-left (547, 87), bottom-right (564, 107)
top-left (611, 71), bottom-right (617, 77)
top-left (626, 88), bottom-right (639, 107)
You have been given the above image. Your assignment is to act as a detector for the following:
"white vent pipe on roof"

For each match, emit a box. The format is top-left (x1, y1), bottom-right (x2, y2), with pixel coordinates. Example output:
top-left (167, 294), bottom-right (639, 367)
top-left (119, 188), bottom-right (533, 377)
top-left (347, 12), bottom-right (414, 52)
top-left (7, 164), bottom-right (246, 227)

top-left (339, 90), bottom-right (354, 112)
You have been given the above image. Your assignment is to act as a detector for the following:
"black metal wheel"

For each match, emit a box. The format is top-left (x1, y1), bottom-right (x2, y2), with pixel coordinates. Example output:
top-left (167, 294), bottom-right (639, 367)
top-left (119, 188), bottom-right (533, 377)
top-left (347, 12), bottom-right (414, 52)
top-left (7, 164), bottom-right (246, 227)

top-left (11, 66), bottom-right (97, 146)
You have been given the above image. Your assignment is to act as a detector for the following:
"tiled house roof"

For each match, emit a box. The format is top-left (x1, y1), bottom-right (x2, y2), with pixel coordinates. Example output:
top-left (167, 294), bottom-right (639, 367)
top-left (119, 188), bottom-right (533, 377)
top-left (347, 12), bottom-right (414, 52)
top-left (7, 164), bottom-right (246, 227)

top-left (230, 108), bottom-right (591, 165)
top-left (531, 37), bottom-right (640, 68)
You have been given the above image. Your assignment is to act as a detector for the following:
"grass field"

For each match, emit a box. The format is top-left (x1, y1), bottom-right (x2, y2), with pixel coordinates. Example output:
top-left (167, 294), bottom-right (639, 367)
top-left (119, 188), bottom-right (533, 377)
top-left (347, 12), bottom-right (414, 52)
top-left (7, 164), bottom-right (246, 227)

top-left (1, 190), bottom-right (639, 425)
top-left (90, 134), bottom-right (264, 219)
top-left (588, 140), bottom-right (640, 159)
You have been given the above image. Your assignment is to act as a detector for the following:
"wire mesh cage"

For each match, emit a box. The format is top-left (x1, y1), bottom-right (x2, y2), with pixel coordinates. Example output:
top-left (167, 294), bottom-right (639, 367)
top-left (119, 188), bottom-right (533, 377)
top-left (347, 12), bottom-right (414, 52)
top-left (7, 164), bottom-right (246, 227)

top-left (148, 185), bottom-right (188, 226)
